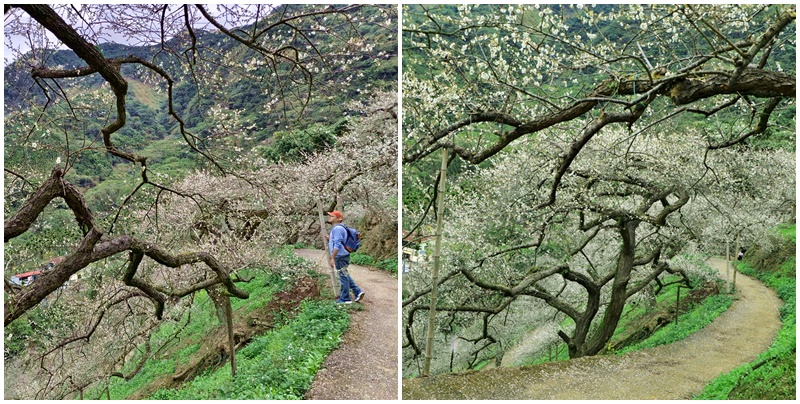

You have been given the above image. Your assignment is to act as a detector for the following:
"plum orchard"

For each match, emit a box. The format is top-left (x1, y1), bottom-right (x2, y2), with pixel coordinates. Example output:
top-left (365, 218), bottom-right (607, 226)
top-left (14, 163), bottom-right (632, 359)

top-left (4, 4), bottom-right (395, 399)
top-left (401, 4), bottom-right (794, 374)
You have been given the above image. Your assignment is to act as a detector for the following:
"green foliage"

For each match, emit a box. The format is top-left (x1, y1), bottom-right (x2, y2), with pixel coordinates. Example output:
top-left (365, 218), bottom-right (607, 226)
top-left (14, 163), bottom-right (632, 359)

top-left (695, 224), bottom-right (795, 400)
top-left (349, 252), bottom-right (375, 266)
top-left (4, 303), bottom-right (70, 358)
top-left (72, 150), bottom-right (113, 180)
top-left (616, 295), bottom-right (733, 354)
top-left (94, 265), bottom-right (286, 400)
top-left (86, 247), bottom-right (340, 400)
top-left (350, 252), bottom-right (397, 275)
top-left (261, 120), bottom-right (345, 163)
top-left (149, 300), bottom-right (349, 400)
top-left (377, 257), bottom-right (399, 275)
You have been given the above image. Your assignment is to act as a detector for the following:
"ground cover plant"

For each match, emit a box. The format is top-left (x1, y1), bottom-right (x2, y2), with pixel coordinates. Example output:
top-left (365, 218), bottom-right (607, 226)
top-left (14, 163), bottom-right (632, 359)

top-left (350, 252), bottom-right (398, 275)
top-left (149, 300), bottom-right (349, 399)
top-left (59, 247), bottom-right (344, 399)
top-left (695, 224), bottom-right (795, 400)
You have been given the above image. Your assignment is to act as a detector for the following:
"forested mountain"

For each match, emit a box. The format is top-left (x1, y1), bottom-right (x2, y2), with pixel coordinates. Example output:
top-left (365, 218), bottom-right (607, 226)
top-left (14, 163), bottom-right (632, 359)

top-left (5, 5), bottom-right (396, 197)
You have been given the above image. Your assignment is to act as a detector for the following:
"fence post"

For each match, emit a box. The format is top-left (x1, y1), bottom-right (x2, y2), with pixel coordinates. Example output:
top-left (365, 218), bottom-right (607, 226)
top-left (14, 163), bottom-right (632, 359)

top-left (423, 147), bottom-right (448, 377)
top-left (726, 239), bottom-right (731, 293)
top-left (733, 231), bottom-right (740, 291)
top-left (675, 286), bottom-right (681, 325)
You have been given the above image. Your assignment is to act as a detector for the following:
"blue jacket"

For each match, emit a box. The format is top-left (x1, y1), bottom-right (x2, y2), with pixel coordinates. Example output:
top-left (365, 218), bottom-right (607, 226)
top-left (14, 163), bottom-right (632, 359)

top-left (328, 224), bottom-right (350, 257)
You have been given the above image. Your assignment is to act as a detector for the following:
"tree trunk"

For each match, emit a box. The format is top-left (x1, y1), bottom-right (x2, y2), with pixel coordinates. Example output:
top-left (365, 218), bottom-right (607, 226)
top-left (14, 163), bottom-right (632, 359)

top-left (563, 219), bottom-right (640, 358)
top-left (207, 285), bottom-right (236, 376)
top-left (566, 284), bottom-right (601, 358)
top-left (207, 285), bottom-right (228, 324)
top-left (224, 293), bottom-right (236, 377)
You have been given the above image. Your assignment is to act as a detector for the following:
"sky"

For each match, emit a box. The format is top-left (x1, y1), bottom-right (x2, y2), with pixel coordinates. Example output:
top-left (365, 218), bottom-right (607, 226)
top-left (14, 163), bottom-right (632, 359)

top-left (3, 4), bottom-right (269, 66)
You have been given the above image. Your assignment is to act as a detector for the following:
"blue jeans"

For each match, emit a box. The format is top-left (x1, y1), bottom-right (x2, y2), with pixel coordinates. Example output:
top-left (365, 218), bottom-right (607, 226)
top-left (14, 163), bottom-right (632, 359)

top-left (334, 255), bottom-right (362, 302)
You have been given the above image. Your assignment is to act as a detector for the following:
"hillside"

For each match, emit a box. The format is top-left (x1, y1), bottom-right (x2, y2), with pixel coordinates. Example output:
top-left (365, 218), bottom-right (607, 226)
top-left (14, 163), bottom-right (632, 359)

top-left (402, 257), bottom-right (784, 399)
top-left (3, 5), bottom-right (398, 399)
top-left (400, 3), bottom-right (795, 388)
top-left (4, 4), bottom-right (397, 205)
top-left (696, 224), bottom-right (796, 399)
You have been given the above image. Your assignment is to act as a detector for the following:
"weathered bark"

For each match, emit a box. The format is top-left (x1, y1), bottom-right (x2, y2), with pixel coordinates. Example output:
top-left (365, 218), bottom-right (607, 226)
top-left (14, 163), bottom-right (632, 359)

top-left (585, 219), bottom-right (639, 357)
top-left (663, 68), bottom-right (795, 105)
top-left (18, 5), bottom-right (133, 161)
top-left (207, 285), bottom-right (229, 324)
top-left (4, 168), bottom-right (248, 326)
top-left (4, 168), bottom-right (91, 241)
top-left (405, 182), bottom-right (691, 360)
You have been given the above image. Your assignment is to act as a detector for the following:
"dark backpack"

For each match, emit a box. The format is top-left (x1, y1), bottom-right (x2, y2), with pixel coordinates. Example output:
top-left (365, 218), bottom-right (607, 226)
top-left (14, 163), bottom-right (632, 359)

top-left (335, 224), bottom-right (361, 253)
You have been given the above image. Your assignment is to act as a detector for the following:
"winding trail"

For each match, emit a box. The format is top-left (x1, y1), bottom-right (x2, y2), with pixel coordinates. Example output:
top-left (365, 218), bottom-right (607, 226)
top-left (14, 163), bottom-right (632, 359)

top-left (294, 249), bottom-right (398, 400)
top-left (402, 258), bottom-right (782, 399)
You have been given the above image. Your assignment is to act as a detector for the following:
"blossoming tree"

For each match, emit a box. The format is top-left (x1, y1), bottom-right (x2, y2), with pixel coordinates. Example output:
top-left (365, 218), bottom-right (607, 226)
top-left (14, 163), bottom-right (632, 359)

top-left (402, 4), bottom-right (794, 373)
top-left (4, 4), bottom-right (396, 398)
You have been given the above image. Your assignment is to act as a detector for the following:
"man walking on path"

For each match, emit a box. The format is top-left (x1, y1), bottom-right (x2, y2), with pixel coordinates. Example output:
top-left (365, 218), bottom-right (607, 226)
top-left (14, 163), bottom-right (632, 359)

top-left (327, 211), bottom-right (365, 304)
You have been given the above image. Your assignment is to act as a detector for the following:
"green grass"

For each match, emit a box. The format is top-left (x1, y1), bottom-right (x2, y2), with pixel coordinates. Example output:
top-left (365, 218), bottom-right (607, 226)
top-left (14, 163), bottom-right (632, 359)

top-left (694, 224), bottom-right (795, 400)
top-left (93, 269), bottom-right (287, 400)
top-left (519, 272), bottom-right (730, 366)
top-left (350, 252), bottom-right (397, 275)
top-left (616, 294), bottom-right (733, 354)
top-left (149, 300), bottom-right (349, 399)
top-left (85, 247), bottom-right (334, 400)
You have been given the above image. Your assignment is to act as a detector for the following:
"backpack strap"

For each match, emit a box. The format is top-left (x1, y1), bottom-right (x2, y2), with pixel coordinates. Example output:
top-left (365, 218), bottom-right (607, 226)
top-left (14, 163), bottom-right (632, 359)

top-left (333, 224), bottom-right (349, 244)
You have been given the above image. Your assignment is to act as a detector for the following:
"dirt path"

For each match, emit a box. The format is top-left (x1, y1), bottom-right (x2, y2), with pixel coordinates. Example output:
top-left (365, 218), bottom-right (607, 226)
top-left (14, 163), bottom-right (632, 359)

top-left (402, 258), bottom-right (782, 399)
top-left (294, 249), bottom-right (398, 400)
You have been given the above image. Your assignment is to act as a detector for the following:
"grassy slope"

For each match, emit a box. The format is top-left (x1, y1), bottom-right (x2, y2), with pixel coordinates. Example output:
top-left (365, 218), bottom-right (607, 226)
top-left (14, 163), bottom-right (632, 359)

top-left (350, 251), bottom-right (398, 275)
top-left (694, 224), bottom-right (796, 400)
top-left (150, 300), bottom-right (349, 399)
top-left (85, 250), bottom-right (351, 400)
top-left (511, 270), bottom-right (733, 367)
top-left (614, 284), bottom-right (733, 355)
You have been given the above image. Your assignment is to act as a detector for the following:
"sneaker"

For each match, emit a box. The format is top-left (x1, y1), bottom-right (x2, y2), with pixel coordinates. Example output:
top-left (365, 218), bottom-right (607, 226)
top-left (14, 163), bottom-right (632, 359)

top-left (335, 299), bottom-right (353, 304)
top-left (355, 291), bottom-right (365, 302)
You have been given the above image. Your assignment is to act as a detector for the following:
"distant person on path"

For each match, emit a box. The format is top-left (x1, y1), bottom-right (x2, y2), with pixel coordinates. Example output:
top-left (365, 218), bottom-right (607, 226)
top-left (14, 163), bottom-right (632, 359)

top-left (327, 210), bottom-right (365, 304)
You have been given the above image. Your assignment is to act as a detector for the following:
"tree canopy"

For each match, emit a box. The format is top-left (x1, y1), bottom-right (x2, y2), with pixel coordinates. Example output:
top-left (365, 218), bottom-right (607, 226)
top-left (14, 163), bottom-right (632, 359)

top-left (401, 4), bottom-right (795, 376)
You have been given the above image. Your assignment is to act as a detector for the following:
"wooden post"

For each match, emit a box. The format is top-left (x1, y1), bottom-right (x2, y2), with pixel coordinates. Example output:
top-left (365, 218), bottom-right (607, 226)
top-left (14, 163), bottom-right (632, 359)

top-left (317, 199), bottom-right (338, 297)
top-left (423, 147), bottom-right (448, 377)
top-left (733, 231), bottom-right (740, 291)
top-left (726, 239), bottom-right (731, 293)
top-left (675, 286), bottom-right (681, 325)
top-left (224, 294), bottom-right (237, 376)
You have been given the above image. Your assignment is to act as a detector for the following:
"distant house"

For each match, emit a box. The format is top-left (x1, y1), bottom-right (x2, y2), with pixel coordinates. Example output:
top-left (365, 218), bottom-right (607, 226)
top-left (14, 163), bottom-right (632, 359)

top-left (402, 231), bottom-right (434, 272)
top-left (9, 257), bottom-right (65, 286)
top-left (10, 270), bottom-right (42, 286)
